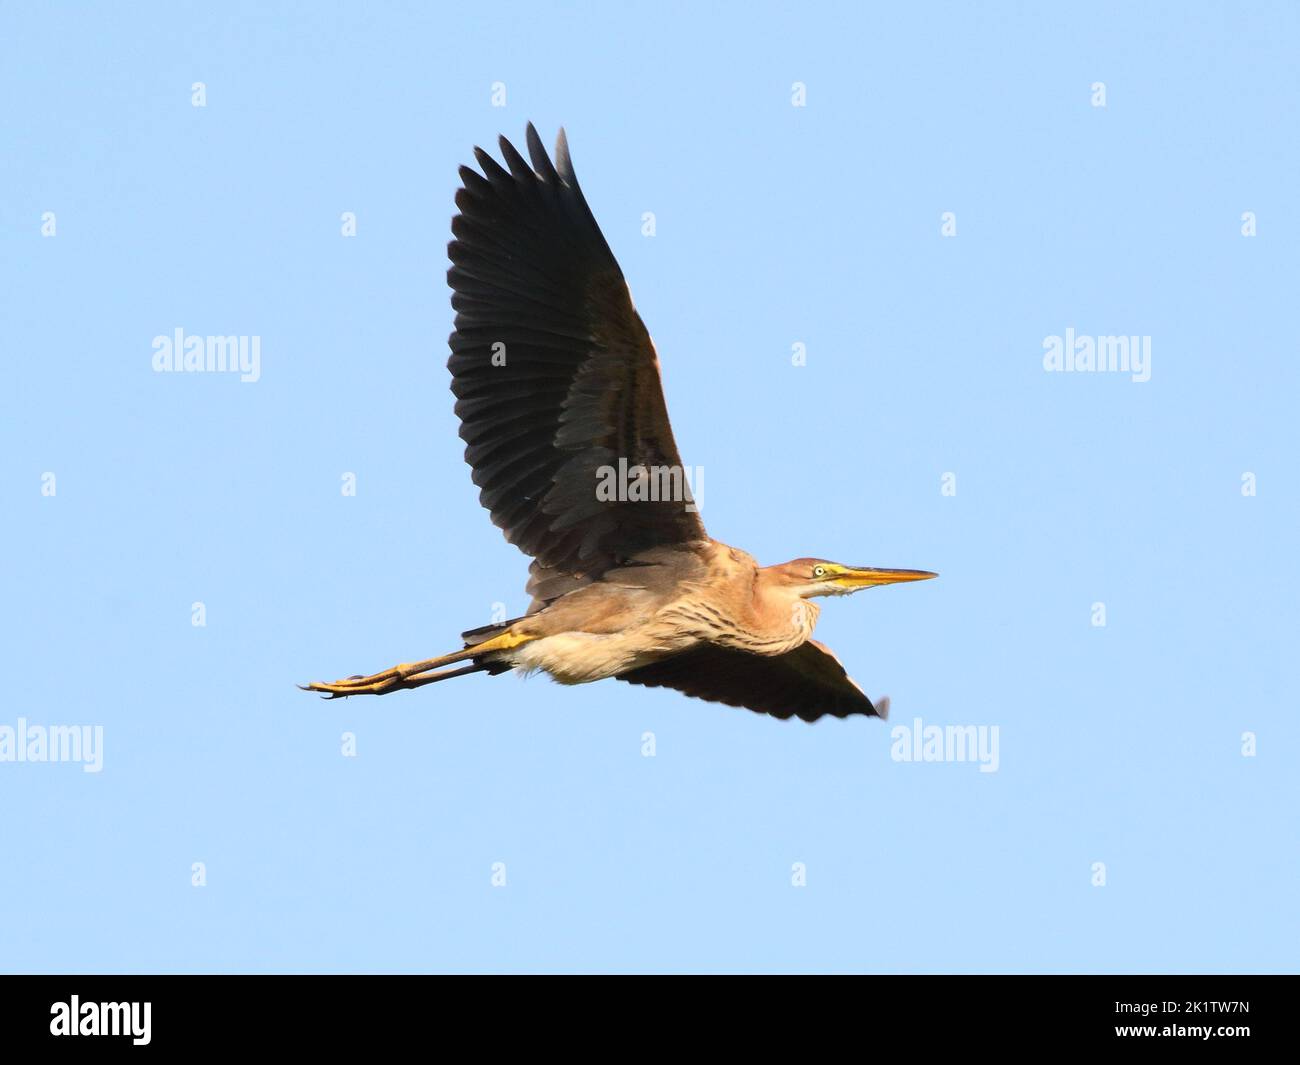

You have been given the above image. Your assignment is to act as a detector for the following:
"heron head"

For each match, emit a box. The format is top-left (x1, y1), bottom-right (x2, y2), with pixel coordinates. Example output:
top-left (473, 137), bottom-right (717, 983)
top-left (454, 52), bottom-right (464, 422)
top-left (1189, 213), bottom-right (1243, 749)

top-left (774, 558), bottom-right (938, 599)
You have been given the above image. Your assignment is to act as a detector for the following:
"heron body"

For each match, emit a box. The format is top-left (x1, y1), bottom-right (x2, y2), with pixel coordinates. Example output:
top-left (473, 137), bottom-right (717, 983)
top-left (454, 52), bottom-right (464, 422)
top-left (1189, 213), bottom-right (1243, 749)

top-left (512, 542), bottom-right (818, 684)
top-left (304, 125), bottom-right (936, 722)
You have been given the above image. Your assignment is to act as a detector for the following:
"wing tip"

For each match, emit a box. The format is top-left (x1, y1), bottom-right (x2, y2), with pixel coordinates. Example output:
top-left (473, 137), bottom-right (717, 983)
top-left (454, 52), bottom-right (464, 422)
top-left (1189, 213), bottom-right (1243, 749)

top-left (525, 121), bottom-right (560, 184)
top-left (472, 124), bottom-right (573, 188)
top-left (554, 127), bottom-right (575, 183)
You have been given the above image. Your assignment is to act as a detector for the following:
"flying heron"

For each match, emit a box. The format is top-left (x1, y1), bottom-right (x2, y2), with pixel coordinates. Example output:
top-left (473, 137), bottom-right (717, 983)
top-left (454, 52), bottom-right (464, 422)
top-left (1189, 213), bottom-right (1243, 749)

top-left (303, 125), bottom-right (936, 721)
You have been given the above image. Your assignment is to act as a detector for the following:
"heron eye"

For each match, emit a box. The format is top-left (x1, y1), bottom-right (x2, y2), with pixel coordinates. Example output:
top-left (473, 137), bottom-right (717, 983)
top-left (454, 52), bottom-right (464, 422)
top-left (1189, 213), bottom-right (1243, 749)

top-left (813, 566), bottom-right (826, 578)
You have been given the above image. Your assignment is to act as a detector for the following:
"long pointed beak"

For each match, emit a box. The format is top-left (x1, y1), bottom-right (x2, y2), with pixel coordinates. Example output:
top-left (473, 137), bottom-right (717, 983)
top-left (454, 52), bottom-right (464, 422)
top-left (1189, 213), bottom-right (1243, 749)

top-left (838, 567), bottom-right (938, 588)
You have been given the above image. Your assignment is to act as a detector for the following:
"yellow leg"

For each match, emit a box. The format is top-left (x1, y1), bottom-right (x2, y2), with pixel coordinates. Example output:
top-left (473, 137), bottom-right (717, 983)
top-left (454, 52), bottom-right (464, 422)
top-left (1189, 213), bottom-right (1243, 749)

top-left (301, 630), bottom-right (535, 698)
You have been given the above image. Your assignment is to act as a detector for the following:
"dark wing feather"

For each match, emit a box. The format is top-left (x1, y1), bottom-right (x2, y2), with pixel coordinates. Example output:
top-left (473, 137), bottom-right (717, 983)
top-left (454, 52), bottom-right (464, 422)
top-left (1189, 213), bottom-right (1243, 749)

top-left (617, 640), bottom-right (883, 722)
top-left (448, 125), bottom-right (707, 582)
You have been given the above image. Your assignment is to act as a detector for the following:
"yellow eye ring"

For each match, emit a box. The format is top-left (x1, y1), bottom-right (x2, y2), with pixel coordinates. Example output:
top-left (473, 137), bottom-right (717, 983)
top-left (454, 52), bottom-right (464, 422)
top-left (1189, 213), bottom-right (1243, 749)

top-left (813, 566), bottom-right (826, 578)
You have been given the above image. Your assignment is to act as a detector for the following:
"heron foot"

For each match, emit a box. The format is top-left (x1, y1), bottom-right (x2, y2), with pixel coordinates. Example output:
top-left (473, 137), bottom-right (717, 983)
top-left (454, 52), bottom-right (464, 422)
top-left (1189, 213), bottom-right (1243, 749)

top-left (300, 662), bottom-right (484, 699)
top-left (300, 631), bottom-right (535, 699)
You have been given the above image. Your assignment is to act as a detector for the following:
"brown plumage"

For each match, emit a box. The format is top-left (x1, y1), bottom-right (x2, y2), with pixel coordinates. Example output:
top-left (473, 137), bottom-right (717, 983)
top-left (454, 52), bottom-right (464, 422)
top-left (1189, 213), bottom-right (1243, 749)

top-left (303, 125), bottom-right (936, 722)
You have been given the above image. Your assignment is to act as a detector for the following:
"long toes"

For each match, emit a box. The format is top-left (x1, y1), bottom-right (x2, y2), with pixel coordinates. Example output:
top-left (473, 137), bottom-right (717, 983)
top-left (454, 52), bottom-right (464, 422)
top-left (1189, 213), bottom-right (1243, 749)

top-left (326, 669), bottom-right (401, 689)
top-left (304, 680), bottom-right (356, 696)
top-left (304, 677), bottom-right (400, 697)
top-left (319, 676), bottom-right (378, 690)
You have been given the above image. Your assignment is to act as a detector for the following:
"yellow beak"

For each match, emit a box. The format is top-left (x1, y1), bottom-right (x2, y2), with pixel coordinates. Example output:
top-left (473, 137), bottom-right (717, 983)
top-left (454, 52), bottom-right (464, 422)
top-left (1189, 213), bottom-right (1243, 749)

top-left (835, 566), bottom-right (938, 588)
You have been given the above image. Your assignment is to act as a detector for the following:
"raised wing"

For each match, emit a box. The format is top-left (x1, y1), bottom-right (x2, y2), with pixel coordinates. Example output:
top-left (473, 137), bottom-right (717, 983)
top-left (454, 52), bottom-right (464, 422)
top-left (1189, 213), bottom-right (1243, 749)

top-left (617, 640), bottom-right (884, 722)
top-left (447, 125), bottom-right (707, 583)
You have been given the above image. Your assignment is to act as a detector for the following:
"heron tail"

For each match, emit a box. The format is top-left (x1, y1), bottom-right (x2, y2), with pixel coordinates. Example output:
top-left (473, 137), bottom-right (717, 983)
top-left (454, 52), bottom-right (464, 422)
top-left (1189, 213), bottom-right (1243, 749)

top-left (460, 616), bottom-right (529, 647)
top-left (458, 618), bottom-right (534, 675)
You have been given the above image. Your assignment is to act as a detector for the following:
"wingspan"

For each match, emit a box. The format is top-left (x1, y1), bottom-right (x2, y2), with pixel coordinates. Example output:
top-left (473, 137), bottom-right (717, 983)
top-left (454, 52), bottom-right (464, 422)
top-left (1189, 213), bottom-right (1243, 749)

top-left (617, 640), bottom-right (883, 722)
top-left (447, 125), bottom-right (707, 586)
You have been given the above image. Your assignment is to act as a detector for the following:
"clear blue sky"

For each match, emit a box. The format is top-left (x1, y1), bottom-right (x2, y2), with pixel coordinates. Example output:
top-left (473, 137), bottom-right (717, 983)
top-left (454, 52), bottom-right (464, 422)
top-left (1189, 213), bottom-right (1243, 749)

top-left (2, 1), bottom-right (1296, 974)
